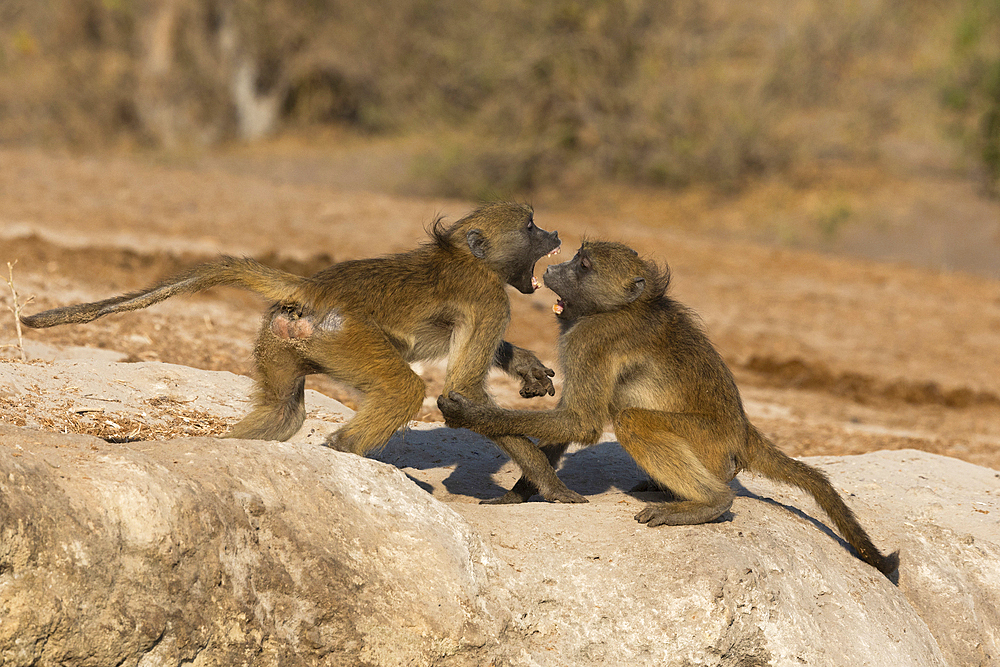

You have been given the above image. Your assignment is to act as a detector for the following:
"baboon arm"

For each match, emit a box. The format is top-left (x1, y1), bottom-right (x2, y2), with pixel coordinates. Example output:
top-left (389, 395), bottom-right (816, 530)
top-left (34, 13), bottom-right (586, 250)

top-left (442, 311), bottom-right (509, 401)
top-left (493, 341), bottom-right (556, 397)
top-left (437, 392), bottom-right (604, 445)
top-left (440, 343), bottom-right (617, 441)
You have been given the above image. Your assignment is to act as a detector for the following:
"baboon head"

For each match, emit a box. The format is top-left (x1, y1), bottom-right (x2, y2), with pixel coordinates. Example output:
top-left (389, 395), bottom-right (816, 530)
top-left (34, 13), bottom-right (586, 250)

top-left (544, 241), bottom-right (663, 320)
top-left (434, 202), bottom-right (561, 294)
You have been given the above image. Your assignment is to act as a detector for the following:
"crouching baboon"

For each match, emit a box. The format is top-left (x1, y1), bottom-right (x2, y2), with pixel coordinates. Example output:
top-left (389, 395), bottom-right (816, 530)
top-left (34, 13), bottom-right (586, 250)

top-left (22, 202), bottom-right (583, 495)
top-left (438, 240), bottom-right (899, 576)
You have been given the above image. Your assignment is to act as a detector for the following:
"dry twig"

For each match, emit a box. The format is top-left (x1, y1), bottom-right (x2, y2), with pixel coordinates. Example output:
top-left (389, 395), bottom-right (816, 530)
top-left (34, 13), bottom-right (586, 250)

top-left (2, 261), bottom-right (34, 361)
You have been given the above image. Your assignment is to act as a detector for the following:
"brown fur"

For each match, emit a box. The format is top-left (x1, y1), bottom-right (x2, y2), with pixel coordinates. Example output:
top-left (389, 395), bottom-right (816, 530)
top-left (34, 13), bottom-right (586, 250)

top-left (438, 240), bottom-right (899, 577)
top-left (22, 202), bottom-right (584, 499)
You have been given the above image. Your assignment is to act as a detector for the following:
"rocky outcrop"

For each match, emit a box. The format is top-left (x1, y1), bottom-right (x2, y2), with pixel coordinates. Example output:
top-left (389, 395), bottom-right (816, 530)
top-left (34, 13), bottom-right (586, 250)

top-left (0, 426), bottom-right (511, 666)
top-left (1, 360), bottom-right (998, 666)
top-left (383, 426), bottom-right (1000, 667)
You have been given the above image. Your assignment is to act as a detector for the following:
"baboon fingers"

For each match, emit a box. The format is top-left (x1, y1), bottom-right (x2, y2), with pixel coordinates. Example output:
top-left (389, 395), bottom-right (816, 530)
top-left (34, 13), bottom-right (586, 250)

top-left (517, 364), bottom-right (556, 397)
top-left (497, 343), bottom-right (556, 398)
top-left (518, 377), bottom-right (555, 398)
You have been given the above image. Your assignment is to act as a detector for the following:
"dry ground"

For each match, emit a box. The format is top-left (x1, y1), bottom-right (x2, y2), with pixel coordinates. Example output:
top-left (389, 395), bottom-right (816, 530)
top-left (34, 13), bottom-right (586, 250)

top-left (1, 140), bottom-right (998, 471)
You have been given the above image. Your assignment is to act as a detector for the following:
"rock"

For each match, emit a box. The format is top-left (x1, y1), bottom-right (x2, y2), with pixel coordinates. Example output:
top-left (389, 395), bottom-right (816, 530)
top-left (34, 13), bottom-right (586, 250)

top-left (0, 425), bottom-right (511, 666)
top-left (383, 427), bottom-right (1000, 667)
top-left (1, 359), bottom-right (999, 666)
top-left (0, 359), bottom-right (351, 444)
top-left (16, 340), bottom-right (129, 363)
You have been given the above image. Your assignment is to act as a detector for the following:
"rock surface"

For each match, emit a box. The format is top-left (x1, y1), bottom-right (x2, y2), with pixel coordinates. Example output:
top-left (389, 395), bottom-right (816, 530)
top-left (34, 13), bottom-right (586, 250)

top-left (0, 426), bottom-right (510, 666)
top-left (1, 360), bottom-right (999, 666)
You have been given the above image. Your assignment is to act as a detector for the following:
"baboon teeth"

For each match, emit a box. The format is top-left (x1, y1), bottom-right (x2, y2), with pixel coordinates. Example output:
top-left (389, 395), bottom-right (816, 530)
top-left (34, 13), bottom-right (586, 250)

top-left (546, 246), bottom-right (561, 257)
top-left (552, 300), bottom-right (565, 315)
top-left (532, 276), bottom-right (540, 290)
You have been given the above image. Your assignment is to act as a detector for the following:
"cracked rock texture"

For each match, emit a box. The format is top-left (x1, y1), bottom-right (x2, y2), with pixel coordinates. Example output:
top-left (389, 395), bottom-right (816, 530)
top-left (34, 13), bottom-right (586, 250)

top-left (1, 360), bottom-right (999, 666)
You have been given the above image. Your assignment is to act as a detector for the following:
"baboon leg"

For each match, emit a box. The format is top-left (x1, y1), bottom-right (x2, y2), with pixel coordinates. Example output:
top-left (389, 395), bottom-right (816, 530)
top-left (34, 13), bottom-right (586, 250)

top-left (226, 336), bottom-right (309, 441)
top-left (329, 370), bottom-right (424, 456)
top-left (307, 325), bottom-right (426, 456)
top-left (614, 408), bottom-right (734, 526)
top-left (483, 441), bottom-right (572, 505)
top-left (488, 435), bottom-right (586, 504)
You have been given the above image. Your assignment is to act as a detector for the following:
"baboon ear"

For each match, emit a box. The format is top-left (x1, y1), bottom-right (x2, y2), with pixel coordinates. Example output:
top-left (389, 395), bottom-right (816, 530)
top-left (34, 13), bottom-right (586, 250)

top-left (466, 229), bottom-right (489, 259)
top-left (626, 276), bottom-right (646, 302)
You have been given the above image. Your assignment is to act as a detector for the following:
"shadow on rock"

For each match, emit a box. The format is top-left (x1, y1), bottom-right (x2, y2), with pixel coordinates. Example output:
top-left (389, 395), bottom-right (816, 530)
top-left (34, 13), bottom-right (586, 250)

top-left (375, 426), bottom-right (645, 501)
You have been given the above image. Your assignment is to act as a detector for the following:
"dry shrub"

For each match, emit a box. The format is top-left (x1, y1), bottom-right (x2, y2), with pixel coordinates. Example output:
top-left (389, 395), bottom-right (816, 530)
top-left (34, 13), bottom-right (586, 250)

top-left (0, 0), bottom-right (989, 192)
top-left (940, 0), bottom-right (1000, 192)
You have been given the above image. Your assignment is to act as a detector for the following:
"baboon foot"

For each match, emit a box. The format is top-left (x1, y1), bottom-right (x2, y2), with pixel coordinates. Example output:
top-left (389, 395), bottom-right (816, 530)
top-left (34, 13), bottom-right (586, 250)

top-left (484, 488), bottom-right (587, 504)
top-left (540, 486), bottom-right (588, 504)
top-left (481, 477), bottom-right (536, 504)
top-left (324, 429), bottom-right (360, 454)
top-left (481, 490), bottom-right (532, 505)
top-left (481, 481), bottom-right (587, 505)
top-left (635, 504), bottom-right (680, 527)
top-left (635, 498), bottom-right (731, 527)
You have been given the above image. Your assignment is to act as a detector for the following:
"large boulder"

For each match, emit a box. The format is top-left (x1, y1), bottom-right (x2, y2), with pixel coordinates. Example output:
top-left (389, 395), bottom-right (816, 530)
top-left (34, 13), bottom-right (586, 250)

top-left (1, 359), bottom-right (998, 666)
top-left (383, 426), bottom-right (1000, 667)
top-left (0, 426), bottom-right (511, 666)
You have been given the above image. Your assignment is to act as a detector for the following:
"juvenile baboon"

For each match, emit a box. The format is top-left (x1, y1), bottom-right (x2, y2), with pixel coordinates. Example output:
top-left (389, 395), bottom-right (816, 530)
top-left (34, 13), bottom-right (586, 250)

top-left (438, 240), bottom-right (899, 576)
top-left (22, 202), bottom-right (582, 496)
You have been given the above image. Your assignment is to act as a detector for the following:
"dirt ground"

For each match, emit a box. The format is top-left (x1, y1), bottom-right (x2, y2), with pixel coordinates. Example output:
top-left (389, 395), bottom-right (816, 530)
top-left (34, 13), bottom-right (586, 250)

top-left (1, 140), bottom-right (999, 471)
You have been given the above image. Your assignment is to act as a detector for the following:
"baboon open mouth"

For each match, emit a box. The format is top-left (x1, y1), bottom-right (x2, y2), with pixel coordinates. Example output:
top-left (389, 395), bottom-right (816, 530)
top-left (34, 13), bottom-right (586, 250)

top-left (552, 298), bottom-right (566, 315)
top-left (529, 244), bottom-right (562, 293)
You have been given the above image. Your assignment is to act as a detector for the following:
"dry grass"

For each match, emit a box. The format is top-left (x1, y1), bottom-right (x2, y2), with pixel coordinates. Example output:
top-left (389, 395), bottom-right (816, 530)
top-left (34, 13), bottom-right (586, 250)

top-left (0, 393), bottom-right (230, 442)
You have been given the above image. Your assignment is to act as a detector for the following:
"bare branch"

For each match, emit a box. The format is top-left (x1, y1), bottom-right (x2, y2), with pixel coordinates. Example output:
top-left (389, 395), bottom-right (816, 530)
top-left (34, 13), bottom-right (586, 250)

top-left (4, 261), bottom-right (34, 361)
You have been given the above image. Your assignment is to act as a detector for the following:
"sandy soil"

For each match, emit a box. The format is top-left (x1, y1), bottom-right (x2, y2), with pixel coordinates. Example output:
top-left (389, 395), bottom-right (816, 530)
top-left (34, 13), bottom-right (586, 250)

top-left (1, 142), bottom-right (998, 471)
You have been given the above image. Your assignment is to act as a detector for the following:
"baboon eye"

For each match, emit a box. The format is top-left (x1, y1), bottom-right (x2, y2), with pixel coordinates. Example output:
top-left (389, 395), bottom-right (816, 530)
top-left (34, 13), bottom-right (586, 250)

top-left (580, 255), bottom-right (592, 272)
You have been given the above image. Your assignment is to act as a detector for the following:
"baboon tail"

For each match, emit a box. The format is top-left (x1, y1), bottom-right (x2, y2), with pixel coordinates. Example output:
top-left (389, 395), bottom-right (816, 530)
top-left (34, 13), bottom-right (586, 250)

top-left (745, 426), bottom-right (899, 577)
top-left (20, 256), bottom-right (310, 328)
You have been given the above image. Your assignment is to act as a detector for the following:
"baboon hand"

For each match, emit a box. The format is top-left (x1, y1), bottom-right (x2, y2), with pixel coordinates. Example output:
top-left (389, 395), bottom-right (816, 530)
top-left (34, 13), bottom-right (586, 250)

top-left (514, 356), bottom-right (556, 398)
top-left (494, 343), bottom-right (555, 397)
top-left (437, 390), bottom-right (481, 428)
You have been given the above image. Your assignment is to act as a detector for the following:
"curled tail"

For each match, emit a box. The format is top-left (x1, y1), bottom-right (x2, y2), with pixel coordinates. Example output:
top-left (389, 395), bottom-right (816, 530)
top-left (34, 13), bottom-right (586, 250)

top-left (20, 256), bottom-right (310, 328)
top-left (746, 426), bottom-right (899, 577)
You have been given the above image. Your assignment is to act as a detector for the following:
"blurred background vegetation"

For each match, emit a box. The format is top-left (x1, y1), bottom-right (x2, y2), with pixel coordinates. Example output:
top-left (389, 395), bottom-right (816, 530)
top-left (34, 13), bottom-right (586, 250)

top-left (1, 0), bottom-right (998, 197)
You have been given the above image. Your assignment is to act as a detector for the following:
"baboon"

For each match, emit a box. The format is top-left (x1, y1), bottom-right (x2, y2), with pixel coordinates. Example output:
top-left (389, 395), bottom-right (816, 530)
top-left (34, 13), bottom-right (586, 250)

top-left (438, 240), bottom-right (899, 576)
top-left (22, 202), bottom-right (583, 495)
